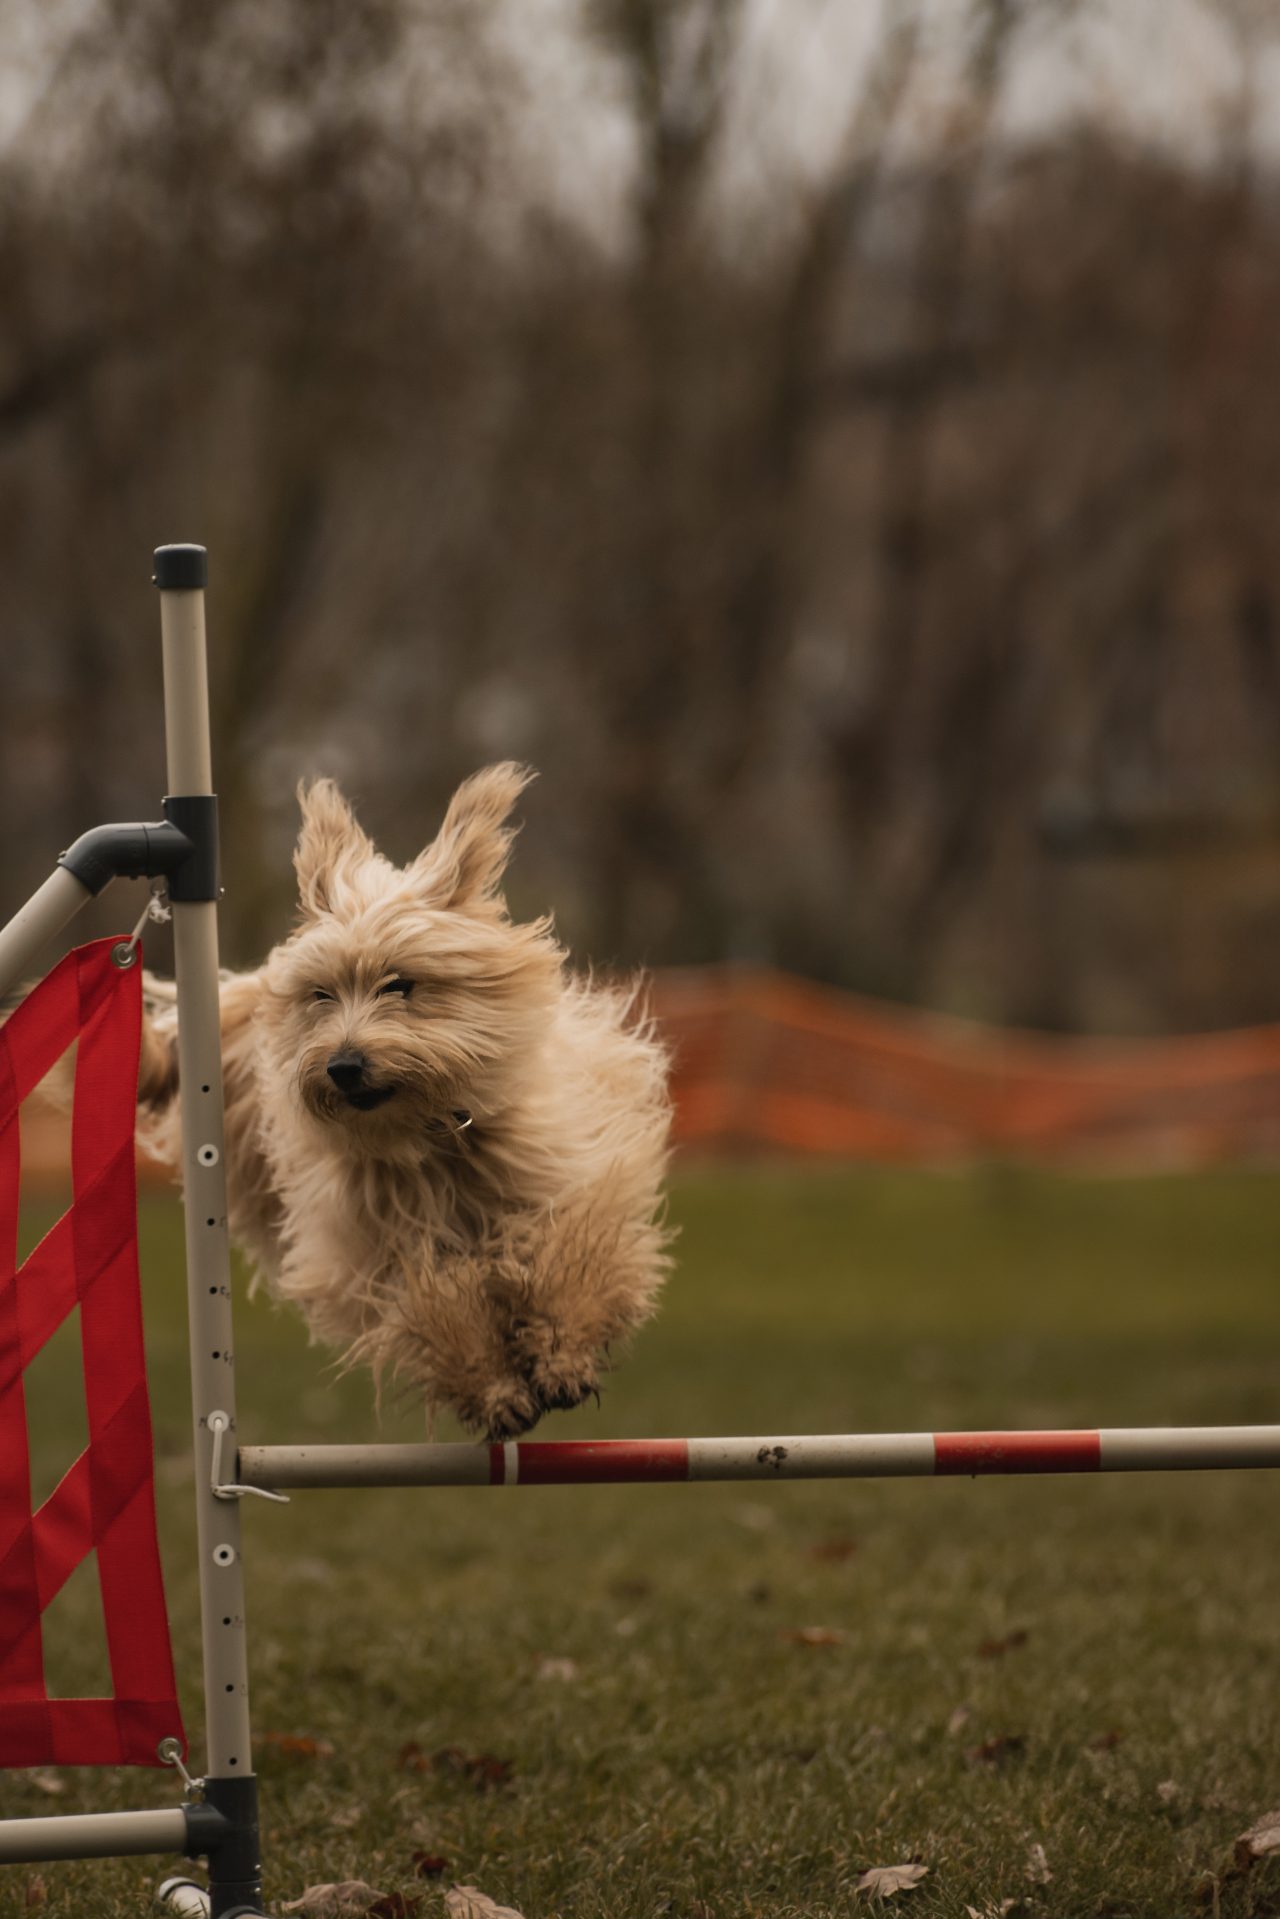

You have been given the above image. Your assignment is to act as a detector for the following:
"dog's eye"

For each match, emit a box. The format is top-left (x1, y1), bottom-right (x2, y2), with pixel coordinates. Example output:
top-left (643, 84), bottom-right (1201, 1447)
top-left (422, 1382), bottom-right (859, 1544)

top-left (378, 978), bottom-right (414, 999)
top-left (310, 989), bottom-right (335, 1003)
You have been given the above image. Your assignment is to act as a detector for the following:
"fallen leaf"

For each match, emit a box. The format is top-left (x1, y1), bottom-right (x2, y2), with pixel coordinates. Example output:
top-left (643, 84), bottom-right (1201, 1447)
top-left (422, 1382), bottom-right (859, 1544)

top-left (1025, 1843), bottom-right (1052, 1885)
top-left (808, 1537), bottom-right (859, 1563)
top-left (282, 1882), bottom-right (389, 1916)
top-left (1235, 1807), bottom-right (1280, 1869)
top-left (965, 1902), bottom-right (1020, 1918)
top-left (966, 1734), bottom-right (1026, 1766)
top-left (856, 1863), bottom-right (928, 1899)
top-left (946, 1705), bottom-right (973, 1737)
top-left (614, 1616), bottom-right (638, 1637)
top-left (977, 1629), bottom-right (1028, 1660)
top-left (430, 1747), bottom-right (514, 1791)
top-left (397, 1743), bottom-right (512, 1790)
top-left (331, 1806), bottom-right (363, 1830)
top-left (1087, 1730), bottom-right (1124, 1752)
top-left (1156, 1780), bottom-right (1181, 1806)
top-left (261, 1731), bottom-right (335, 1759)
top-left (411, 1853), bottom-right (450, 1879)
top-left (26, 1771), bottom-right (64, 1797)
top-left (24, 1876), bottom-right (46, 1908)
top-left (610, 1577), bottom-right (651, 1600)
top-left (444, 1886), bottom-right (527, 1919)
top-left (780, 1627), bottom-right (848, 1648)
top-left (535, 1656), bottom-right (579, 1682)
top-left (368, 1898), bottom-right (419, 1919)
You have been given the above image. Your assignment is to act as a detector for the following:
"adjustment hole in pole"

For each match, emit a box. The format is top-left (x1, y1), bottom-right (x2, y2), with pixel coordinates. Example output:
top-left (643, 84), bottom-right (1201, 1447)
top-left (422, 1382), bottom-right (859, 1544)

top-left (225, 1684), bottom-right (234, 1693)
top-left (223, 1617), bottom-right (231, 1626)
top-left (208, 1286), bottom-right (217, 1295)
top-left (201, 1084), bottom-right (210, 1093)
top-left (229, 1758), bottom-right (238, 1767)
top-left (206, 1217), bottom-right (216, 1227)
top-left (212, 1351), bottom-right (220, 1359)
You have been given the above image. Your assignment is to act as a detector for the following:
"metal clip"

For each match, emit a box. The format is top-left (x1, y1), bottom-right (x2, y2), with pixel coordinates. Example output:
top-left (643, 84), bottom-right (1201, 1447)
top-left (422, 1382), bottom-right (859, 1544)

top-left (114, 878), bottom-right (172, 968)
top-left (208, 1411), bottom-right (289, 1504)
top-left (157, 1736), bottom-right (203, 1801)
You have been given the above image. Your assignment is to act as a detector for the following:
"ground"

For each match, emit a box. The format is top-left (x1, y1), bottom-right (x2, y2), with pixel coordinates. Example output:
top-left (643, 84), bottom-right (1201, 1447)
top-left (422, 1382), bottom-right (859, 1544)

top-left (4, 1166), bottom-right (1280, 1919)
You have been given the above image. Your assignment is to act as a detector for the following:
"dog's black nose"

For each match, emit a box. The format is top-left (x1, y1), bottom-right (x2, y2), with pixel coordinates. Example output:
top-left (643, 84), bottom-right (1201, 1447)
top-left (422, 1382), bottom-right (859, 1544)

top-left (326, 1050), bottom-right (368, 1092)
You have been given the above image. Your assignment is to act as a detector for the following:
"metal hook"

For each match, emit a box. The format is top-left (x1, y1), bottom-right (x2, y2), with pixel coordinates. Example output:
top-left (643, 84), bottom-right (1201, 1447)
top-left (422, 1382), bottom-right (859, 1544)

top-left (157, 1736), bottom-right (203, 1801)
top-left (208, 1411), bottom-right (289, 1504)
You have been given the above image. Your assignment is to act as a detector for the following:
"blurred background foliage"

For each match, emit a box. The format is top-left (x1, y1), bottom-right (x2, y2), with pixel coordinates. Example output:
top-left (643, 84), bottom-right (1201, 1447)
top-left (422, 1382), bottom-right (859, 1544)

top-left (2, 0), bottom-right (1279, 1032)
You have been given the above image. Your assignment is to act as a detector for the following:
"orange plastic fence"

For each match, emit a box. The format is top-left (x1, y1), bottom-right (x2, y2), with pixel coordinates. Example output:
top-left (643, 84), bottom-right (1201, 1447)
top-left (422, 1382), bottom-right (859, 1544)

top-left (649, 966), bottom-right (1280, 1166)
top-left (15, 964), bottom-right (1280, 1183)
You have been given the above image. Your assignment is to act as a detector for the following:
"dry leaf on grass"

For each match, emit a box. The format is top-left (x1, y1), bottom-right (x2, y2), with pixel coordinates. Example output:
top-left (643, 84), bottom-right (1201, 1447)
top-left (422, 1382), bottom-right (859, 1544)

top-left (444, 1885), bottom-right (527, 1919)
top-left (410, 1852), bottom-right (450, 1878)
top-left (535, 1656), bottom-right (579, 1681)
top-left (976, 1629), bottom-right (1028, 1660)
top-left (282, 1882), bottom-right (390, 1916)
top-left (780, 1626), bottom-right (848, 1648)
top-left (946, 1705), bottom-right (973, 1737)
top-left (966, 1734), bottom-right (1026, 1766)
top-left (24, 1876), bottom-right (46, 1908)
top-left (261, 1731), bottom-right (336, 1759)
top-left (610, 1576), bottom-right (651, 1600)
top-left (808, 1536), bottom-right (860, 1563)
top-left (1025, 1843), bottom-right (1052, 1885)
top-left (397, 1744), bottom-right (513, 1791)
top-left (1156, 1780), bottom-right (1181, 1806)
top-left (964, 1902), bottom-right (1021, 1918)
top-left (855, 1863), bottom-right (929, 1899)
top-left (1235, 1808), bottom-right (1280, 1868)
top-left (367, 1897), bottom-right (419, 1919)
top-left (26, 1771), bottom-right (63, 1797)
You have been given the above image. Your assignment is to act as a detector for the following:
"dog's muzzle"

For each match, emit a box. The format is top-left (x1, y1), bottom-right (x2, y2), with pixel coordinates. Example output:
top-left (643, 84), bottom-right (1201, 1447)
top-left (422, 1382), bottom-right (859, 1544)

top-left (326, 1049), bottom-right (397, 1112)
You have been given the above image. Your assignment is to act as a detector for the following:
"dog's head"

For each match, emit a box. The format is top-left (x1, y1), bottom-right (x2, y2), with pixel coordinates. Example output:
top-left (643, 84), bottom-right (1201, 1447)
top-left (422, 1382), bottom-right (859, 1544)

top-left (261, 763), bottom-right (560, 1148)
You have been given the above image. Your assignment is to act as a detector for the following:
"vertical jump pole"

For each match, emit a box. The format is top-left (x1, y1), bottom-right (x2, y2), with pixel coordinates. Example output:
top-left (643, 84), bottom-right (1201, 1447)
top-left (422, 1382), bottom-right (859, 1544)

top-left (154, 546), bottom-right (263, 1918)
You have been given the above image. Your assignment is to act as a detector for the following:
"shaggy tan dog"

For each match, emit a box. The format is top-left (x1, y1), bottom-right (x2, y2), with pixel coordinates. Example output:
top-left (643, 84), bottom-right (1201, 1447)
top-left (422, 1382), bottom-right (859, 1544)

top-left (138, 764), bottom-right (673, 1439)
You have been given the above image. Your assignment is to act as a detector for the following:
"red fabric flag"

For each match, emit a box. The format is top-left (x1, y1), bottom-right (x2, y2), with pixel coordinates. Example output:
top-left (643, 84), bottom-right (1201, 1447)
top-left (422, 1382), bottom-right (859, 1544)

top-left (0, 939), bottom-right (185, 1767)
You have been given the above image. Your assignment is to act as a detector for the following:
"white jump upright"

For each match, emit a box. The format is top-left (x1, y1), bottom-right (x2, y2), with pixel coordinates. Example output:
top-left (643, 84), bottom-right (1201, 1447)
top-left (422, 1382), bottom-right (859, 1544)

top-left (0, 542), bottom-right (1278, 1919)
top-left (0, 548), bottom-right (265, 1918)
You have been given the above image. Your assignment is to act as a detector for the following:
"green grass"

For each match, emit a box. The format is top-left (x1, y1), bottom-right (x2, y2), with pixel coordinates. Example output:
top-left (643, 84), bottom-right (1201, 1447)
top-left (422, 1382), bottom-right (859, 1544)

top-left (4, 1168), bottom-right (1280, 1918)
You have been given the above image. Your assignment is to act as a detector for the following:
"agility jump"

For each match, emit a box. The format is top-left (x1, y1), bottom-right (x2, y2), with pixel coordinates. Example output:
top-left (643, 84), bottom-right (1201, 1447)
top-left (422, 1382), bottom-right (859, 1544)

top-left (0, 547), bottom-right (1277, 1918)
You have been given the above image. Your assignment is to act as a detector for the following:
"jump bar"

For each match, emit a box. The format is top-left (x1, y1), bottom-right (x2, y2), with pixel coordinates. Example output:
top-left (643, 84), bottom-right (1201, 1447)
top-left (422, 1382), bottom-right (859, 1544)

top-left (237, 1426), bottom-right (1280, 1490)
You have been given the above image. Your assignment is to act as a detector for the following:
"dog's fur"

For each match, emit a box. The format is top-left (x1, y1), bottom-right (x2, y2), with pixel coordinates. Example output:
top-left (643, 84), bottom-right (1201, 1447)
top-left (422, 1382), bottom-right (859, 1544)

top-left (137, 764), bottom-right (673, 1439)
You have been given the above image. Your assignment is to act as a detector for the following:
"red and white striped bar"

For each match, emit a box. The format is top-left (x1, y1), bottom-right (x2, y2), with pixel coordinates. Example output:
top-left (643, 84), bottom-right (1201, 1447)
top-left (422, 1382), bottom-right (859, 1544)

top-left (237, 1425), bottom-right (1280, 1491)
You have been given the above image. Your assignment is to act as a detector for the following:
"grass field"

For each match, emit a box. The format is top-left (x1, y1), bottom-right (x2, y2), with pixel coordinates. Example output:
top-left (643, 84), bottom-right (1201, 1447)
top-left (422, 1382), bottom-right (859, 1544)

top-left (4, 1167), bottom-right (1280, 1919)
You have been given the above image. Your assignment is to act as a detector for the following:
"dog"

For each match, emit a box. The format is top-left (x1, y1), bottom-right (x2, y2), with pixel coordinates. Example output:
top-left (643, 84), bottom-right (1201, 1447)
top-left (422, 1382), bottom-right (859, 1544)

top-left (137, 764), bottom-right (673, 1439)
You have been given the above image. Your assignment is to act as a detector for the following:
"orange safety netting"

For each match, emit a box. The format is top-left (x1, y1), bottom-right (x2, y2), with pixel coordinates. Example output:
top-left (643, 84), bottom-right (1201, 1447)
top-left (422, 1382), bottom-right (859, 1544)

top-left (649, 966), bottom-right (1280, 1166)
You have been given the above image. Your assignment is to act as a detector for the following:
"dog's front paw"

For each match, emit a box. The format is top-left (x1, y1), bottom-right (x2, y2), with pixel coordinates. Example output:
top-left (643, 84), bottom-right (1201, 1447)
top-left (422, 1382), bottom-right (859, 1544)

top-left (463, 1376), bottom-right (543, 1443)
top-left (528, 1354), bottom-right (601, 1416)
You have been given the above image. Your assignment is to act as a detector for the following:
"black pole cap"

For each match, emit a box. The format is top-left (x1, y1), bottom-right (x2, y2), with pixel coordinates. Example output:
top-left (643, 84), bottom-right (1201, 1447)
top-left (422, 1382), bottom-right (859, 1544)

top-left (153, 544), bottom-right (208, 590)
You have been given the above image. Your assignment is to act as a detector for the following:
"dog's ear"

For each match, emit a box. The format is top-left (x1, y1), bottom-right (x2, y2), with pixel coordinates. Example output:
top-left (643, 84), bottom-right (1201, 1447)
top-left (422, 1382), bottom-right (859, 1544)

top-left (411, 762), bottom-right (535, 908)
top-left (294, 778), bottom-right (378, 917)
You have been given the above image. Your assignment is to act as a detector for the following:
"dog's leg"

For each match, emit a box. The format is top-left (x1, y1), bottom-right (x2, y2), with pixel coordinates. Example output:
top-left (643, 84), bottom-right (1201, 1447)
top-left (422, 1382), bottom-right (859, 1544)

top-left (356, 1256), bottom-right (544, 1441)
top-left (493, 1207), bottom-right (671, 1417)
